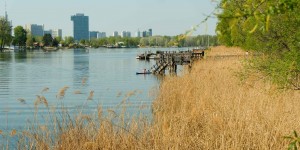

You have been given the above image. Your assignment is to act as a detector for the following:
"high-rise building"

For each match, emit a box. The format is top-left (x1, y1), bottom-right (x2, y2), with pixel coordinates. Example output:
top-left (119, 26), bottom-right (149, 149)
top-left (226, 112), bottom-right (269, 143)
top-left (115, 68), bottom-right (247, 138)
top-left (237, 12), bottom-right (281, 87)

top-left (148, 29), bottom-right (152, 37)
top-left (126, 31), bottom-right (131, 38)
top-left (44, 30), bottom-right (52, 35)
top-left (113, 31), bottom-right (119, 37)
top-left (142, 31), bottom-right (147, 37)
top-left (2, 3), bottom-right (12, 36)
top-left (52, 29), bottom-right (62, 38)
top-left (98, 32), bottom-right (106, 38)
top-left (25, 24), bottom-right (44, 37)
top-left (71, 13), bottom-right (89, 41)
top-left (44, 29), bottom-right (62, 38)
top-left (90, 31), bottom-right (99, 39)
top-left (122, 31), bottom-right (131, 38)
top-left (135, 30), bottom-right (141, 37)
top-left (122, 31), bottom-right (127, 37)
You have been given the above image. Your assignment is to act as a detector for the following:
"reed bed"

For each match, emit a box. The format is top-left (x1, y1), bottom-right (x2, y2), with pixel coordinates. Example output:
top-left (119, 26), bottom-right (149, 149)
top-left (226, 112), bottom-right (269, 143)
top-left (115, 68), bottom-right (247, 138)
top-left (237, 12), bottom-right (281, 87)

top-left (2, 46), bottom-right (300, 149)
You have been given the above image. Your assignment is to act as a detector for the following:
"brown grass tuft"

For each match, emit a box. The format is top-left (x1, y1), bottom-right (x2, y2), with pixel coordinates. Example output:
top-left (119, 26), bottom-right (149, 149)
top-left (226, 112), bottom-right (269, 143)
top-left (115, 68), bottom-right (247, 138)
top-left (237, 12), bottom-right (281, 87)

top-left (40, 96), bottom-right (48, 107)
top-left (41, 87), bottom-right (49, 94)
top-left (82, 77), bottom-right (87, 86)
top-left (56, 86), bottom-right (69, 99)
top-left (87, 90), bottom-right (94, 100)
top-left (10, 129), bottom-right (17, 137)
top-left (73, 90), bottom-right (82, 94)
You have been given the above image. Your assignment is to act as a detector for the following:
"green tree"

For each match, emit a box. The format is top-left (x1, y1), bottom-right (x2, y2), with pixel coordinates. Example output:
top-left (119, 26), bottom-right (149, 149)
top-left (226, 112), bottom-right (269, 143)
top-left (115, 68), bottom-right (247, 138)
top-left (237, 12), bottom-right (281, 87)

top-left (13, 26), bottom-right (27, 49)
top-left (64, 36), bottom-right (74, 46)
top-left (0, 18), bottom-right (12, 51)
top-left (26, 34), bottom-right (34, 47)
top-left (52, 38), bottom-right (59, 47)
top-left (42, 34), bottom-right (53, 46)
top-left (216, 0), bottom-right (300, 89)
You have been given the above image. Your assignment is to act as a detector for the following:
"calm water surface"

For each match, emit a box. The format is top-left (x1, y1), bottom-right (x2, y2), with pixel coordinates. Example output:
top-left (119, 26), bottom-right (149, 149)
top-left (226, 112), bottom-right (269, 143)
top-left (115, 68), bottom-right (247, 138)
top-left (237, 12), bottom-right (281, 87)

top-left (0, 47), bottom-right (186, 130)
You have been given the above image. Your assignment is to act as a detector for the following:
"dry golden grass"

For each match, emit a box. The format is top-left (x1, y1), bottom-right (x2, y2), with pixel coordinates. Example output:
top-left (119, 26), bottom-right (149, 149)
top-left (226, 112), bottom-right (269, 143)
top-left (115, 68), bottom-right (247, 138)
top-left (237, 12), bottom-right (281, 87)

top-left (9, 46), bottom-right (300, 149)
top-left (150, 46), bottom-right (300, 149)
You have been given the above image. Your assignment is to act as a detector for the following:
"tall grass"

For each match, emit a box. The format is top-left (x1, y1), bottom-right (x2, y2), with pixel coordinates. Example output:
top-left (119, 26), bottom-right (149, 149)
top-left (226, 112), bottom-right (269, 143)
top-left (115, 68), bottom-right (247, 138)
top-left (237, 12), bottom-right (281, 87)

top-left (2, 46), bottom-right (300, 149)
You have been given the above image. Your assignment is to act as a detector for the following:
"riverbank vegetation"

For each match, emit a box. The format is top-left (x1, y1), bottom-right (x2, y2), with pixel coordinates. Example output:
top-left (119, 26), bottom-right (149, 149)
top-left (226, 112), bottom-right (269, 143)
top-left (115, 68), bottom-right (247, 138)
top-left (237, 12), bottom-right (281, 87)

top-left (28, 34), bottom-right (218, 49)
top-left (1, 46), bottom-right (299, 149)
top-left (216, 0), bottom-right (300, 89)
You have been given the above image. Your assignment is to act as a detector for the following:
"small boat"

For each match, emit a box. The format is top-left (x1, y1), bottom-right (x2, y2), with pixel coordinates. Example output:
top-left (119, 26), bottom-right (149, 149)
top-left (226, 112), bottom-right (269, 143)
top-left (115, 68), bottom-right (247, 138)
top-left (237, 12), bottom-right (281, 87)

top-left (136, 71), bottom-right (152, 75)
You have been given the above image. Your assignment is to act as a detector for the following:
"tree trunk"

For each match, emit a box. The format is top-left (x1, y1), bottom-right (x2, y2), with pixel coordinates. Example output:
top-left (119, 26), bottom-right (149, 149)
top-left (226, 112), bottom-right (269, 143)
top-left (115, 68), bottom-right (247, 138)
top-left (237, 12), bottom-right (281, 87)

top-left (0, 39), bottom-right (4, 52)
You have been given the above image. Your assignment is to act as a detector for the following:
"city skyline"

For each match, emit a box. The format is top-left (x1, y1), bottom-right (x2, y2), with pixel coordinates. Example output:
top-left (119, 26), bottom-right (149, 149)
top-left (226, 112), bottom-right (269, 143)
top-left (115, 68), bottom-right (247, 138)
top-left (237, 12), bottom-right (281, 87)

top-left (1, 0), bottom-right (218, 37)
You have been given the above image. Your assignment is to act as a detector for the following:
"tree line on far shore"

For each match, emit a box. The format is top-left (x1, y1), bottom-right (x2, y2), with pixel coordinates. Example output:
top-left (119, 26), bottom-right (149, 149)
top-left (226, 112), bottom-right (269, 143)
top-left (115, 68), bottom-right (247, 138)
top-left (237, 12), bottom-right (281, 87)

top-left (0, 19), bottom-right (218, 51)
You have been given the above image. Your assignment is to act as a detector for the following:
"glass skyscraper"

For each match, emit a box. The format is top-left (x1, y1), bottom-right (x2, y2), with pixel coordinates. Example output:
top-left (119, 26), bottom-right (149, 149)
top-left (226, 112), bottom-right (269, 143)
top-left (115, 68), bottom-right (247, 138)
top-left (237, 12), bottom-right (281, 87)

top-left (71, 13), bottom-right (89, 41)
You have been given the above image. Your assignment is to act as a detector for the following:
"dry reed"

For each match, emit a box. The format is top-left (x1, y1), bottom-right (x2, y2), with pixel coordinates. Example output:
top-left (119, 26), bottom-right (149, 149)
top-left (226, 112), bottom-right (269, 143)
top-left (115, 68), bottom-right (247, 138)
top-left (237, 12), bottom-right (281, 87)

top-left (56, 86), bottom-right (69, 99)
top-left (87, 90), bottom-right (94, 100)
top-left (41, 87), bottom-right (49, 94)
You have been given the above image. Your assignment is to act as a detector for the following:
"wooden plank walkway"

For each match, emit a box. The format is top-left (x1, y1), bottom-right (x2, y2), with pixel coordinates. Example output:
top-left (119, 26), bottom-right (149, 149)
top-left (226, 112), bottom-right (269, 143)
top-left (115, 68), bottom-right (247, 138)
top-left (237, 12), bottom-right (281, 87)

top-left (150, 49), bottom-right (205, 74)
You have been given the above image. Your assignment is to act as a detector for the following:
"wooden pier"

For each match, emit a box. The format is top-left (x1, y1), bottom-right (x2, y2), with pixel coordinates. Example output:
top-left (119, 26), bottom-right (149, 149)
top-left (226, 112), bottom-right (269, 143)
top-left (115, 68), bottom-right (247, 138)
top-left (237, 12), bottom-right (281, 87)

top-left (150, 49), bottom-right (205, 74)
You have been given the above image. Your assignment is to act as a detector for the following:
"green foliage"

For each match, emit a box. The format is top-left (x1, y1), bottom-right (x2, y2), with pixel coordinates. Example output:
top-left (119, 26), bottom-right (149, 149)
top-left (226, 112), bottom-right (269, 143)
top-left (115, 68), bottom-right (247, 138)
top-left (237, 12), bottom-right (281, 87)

top-left (13, 26), bottom-right (27, 49)
top-left (285, 131), bottom-right (300, 150)
top-left (42, 34), bottom-right (53, 46)
top-left (64, 36), bottom-right (74, 47)
top-left (217, 0), bottom-right (300, 89)
top-left (26, 34), bottom-right (34, 47)
top-left (0, 17), bottom-right (12, 51)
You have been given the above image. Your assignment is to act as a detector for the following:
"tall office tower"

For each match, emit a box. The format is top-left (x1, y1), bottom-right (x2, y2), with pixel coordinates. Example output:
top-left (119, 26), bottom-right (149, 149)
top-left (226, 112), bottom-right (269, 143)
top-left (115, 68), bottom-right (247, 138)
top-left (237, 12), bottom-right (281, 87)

top-left (113, 31), bottom-right (119, 37)
top-left (71, 13), bottom-right (89, 41)
top-left (126, 31), bottom-right (131, 38)
top-left (52, 29), bottom-right (62, 38)
top-left (135, 30), bottom-right (141, 37)
top-left (25, 24), bottom-right (44, 36)
top-left (142, 31), bottom-right (147, 37)
top-left (148, 29), bottom-right (152, 36)
top-left (98, 32), bottom-right (106, 38)
top-left (89, 31), bottom-right (99, 39)
top-left (122, 31), bottom-right (127, 37)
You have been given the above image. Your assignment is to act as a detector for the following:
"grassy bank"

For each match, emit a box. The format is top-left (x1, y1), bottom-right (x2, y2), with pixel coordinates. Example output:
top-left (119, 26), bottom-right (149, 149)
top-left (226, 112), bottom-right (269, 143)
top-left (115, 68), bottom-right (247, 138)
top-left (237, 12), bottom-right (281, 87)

top-left (152, 46), bottom-right (300, 149)
top-left (3, 46), bottom-right (300, 149)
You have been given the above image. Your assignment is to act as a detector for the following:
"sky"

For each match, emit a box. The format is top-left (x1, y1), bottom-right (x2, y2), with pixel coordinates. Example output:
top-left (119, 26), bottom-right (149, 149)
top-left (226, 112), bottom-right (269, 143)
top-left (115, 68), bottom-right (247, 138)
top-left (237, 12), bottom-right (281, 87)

top-left (1, 0), bottom-right (218, 37)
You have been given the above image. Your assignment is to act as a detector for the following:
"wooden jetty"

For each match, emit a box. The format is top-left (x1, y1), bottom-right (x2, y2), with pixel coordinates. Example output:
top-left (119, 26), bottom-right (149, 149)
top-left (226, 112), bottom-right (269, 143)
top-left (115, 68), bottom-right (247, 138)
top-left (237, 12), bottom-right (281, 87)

top-left (136, 51), bottom-right (158, 60)
top-left (150, 49), bottom-right (205, 74)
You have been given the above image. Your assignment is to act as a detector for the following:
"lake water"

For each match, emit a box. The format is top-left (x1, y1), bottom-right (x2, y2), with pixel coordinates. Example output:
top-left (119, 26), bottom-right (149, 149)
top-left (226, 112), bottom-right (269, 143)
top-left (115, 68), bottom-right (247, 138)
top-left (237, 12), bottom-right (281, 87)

top-left (0, 47), bottom-right (185, 131)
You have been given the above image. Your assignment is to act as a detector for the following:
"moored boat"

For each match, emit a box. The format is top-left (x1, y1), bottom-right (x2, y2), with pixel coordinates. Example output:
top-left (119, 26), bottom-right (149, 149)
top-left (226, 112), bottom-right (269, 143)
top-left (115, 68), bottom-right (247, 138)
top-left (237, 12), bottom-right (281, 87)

top-left (136, 71), bottom-right (152, 75)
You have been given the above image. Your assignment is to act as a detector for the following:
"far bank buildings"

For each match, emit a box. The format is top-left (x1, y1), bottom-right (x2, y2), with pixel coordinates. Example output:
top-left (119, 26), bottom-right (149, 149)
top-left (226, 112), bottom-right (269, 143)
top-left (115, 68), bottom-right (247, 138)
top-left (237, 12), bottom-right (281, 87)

top-left (71, 13), bottom-right (89, 41)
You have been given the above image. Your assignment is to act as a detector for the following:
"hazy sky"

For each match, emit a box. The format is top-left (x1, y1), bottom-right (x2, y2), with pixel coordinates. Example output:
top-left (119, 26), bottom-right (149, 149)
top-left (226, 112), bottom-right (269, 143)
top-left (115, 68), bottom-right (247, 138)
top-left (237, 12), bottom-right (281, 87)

top-left (1, 0), bottom-right (218, 37)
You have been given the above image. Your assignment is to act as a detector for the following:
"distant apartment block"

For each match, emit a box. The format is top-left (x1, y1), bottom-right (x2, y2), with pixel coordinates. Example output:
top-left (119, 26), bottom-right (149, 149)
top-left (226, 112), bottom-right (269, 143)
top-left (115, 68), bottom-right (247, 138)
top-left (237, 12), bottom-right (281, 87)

top-left (122, 31), bottom-right (126, 37)
top-left (52, 29), bottom-right (62, 38)
top-left (44, 29), bottom-right (62, 38)
top-left (140, 29), bottom-right (153, 37)
top-left (113, 31), bottom-right (119, 37)
top-left (71, 13), bottom-right (89, 41)
top-left (135, 30), bottom-right (141, 37)
top-left (89, 31), bottom-right (98, 39)
top-left (25, 24), bottom-right (44, 37)
top-left (98, 32), bottom-right (106, 38)
top-left (122, 31), bottom-right (131, 38)
top-left (148, 29), bottom-right (152, 36)
top-left (142, 31), bottom-right (147, 37)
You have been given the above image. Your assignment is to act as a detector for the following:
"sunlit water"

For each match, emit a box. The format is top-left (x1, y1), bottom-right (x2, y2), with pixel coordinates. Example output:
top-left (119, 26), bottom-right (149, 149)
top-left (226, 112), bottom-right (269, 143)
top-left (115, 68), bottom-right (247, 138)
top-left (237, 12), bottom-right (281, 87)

top-left (0, 47), bottom-right (185, 131)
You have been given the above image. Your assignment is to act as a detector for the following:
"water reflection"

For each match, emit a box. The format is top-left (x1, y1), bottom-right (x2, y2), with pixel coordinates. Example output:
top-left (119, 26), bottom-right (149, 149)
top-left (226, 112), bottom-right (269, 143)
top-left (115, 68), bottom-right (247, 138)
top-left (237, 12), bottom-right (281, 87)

top-left (73, 49), bottom-right (89, 89)
top-left (0, 55), bottom-right (11, 97)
